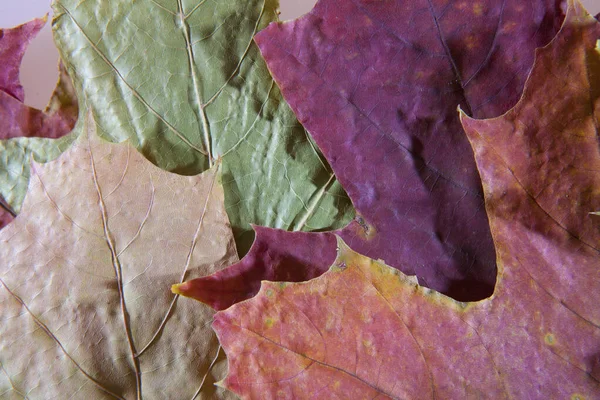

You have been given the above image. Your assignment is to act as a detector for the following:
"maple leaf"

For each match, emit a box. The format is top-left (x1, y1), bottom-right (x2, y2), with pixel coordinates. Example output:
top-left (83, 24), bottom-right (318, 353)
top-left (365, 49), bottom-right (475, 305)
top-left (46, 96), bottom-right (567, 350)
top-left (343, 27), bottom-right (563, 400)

top-left (174, 0), bottom-right (566, 308)
top-left (0, 112), bottom-right (240, 399)
top-left (0, 0), bottom-right (354, 255)
top-left (210, 2), bottom-right (600, 397)
top-left (0, 17), bottom-right (78, 229)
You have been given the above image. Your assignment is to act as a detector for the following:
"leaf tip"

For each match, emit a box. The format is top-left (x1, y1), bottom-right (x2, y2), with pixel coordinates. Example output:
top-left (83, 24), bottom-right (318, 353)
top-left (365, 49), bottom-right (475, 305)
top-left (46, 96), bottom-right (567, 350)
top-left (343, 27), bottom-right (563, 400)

top-left (171, 282), bottom-right (187, 296)
top-left (457, 106), bottom-right (473, 124)
top-left (332, 235), bottom-right (355, 269)
top-left (214, 379), bottom-right (227, 389)
top-left (172, 280), bottom-right (217, 305)
top-left (334, 234), bottom-right (349, 253)
top-left (332, 236), bottom-right (369, 273)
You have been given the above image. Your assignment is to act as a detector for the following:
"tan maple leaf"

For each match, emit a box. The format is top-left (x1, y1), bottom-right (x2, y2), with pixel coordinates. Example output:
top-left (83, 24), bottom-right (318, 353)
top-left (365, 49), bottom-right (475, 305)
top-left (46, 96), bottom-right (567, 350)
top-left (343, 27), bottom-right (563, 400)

top-left (0, 113), bottom-right (238, 399)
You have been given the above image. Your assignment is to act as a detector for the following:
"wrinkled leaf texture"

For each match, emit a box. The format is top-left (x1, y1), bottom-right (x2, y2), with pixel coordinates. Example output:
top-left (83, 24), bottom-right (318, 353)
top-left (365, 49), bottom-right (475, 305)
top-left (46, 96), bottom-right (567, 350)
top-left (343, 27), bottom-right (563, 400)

top-left (0, 112), bottom-right (240, 399)
top-left (0, 17), bottom-right (78, 229)
top-left (0, 0), bottom-right (354, 256)
top-left (213, 2), bottom-right (600, 397)
top-left (176, 0), bottom-right (566, 308)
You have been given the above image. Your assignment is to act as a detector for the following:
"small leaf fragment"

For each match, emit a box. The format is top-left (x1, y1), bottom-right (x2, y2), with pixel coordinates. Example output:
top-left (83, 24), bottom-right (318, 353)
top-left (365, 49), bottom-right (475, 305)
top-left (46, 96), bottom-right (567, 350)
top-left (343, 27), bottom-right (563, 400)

top-left (0, 17), bottom-right (78, 229)
top-left (0, 17), bottom-right (45, 101)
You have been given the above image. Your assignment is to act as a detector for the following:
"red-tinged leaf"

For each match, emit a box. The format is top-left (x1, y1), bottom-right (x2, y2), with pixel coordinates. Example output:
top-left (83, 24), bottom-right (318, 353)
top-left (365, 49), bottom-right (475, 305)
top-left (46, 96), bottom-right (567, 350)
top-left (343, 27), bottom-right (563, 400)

top-left (212, 4), bottom-right (600, 397)
top-left (0, 17), bottom-right (78, 141)
top-left (0, 18), bottom-right (78, 229)
top-left (176, 0), bottom-right (566, 308)
top-left (0, 61), bottom-right (78, 141)
top-left (1, 197), bottom-right (15, 230)
top-left (0, 17), bottom-right (45, 101)
top-left (174, 226), bottom-right (337, 311)
top-left (0, 195), bottom-right (15, 230)
top-left (0, 18), bottom-right (44, 229)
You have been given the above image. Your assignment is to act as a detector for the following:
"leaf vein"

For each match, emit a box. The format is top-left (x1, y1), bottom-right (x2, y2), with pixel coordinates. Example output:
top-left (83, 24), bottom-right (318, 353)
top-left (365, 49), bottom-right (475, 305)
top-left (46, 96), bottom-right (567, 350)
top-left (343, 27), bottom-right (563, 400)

top-left (0, 279), bottom-right (125, 400)
top-left (86, 129), bottom-right (142, 399)
top-left (56, 3), bottom-right (207, 156)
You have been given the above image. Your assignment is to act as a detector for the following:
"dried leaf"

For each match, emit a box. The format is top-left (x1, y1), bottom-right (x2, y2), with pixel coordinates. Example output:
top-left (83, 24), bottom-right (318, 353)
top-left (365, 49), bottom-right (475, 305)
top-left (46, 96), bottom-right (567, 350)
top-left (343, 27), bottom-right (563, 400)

top-left (0, 0), bottom-right (353, 255)
top-left (0, 61), bottom-right (78, 141)
top-left (176, 0), bottom-right (566, 308)
top-left (0, 17), bottom-right (44, 101)
top-left (212, 2), bottom-right (600, 397)
top-left (0, 18), bottom-right (78, 229)
top-left (0, 112), bottom-right (239, 399)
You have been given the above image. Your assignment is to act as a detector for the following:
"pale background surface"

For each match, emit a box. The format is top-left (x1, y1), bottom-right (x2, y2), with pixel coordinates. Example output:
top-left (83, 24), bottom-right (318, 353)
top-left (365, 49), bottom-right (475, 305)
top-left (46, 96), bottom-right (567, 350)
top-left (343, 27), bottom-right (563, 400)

top-left (0, 0), bottom-right (598, 109)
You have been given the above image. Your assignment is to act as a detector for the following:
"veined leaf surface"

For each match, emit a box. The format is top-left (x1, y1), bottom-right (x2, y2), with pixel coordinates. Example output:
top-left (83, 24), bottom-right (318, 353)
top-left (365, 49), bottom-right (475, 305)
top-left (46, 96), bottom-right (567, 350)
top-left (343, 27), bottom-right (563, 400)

top-left (213, 4), bottom-right (600, 397)
top-left (176, 0), bottom-right (566, 308)
top-left (46, 0), bottom-right (350, 254)
top-left (0, 113), bottom-right (239, 399)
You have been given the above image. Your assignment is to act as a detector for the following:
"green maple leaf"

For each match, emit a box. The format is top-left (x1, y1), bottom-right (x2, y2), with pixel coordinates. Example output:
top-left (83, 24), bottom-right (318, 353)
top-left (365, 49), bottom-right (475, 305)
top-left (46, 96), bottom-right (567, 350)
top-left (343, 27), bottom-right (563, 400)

top-left (0, 0), bottom-right (353, 254)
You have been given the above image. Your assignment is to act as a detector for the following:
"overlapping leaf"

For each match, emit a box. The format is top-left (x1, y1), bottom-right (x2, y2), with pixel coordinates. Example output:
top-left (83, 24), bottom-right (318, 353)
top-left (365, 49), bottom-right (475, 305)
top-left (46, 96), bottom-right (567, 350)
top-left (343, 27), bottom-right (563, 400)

top-left (0, 113), bottom-right (239, 399)
top-left (0, 18), bottom-right (78, 229)
top-left (0, 17), bottom-right (77, 141)
top-left (176, 0), bottom-right (566, 308)
top-left (0, 0), bottom-right (353, 254)
top-left (0, 197), bottom-right (12, 229)
top-left (1, 60), bottom-right (77, 141)
top-left (0, 17), bottom-right (44, 101)
top-left (212, 3), bottom-right (600, 397)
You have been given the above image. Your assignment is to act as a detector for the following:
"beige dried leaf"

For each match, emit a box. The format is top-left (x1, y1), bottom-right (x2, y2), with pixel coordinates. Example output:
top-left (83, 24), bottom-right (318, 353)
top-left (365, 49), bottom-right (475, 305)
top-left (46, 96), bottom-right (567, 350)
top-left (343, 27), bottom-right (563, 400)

top-left (0, 113), bottom-right (239, 399)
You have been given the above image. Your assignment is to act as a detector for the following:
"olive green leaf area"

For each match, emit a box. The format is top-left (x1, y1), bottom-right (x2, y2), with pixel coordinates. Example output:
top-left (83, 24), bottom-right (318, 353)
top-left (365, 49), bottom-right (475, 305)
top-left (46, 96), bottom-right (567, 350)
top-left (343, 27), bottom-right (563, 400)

top-left (45, 0), bottom-right (353, 254)
top-left (0, 113), bottom-right (239, 399)
top-left (0, 131), bottom-right (75, 212)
